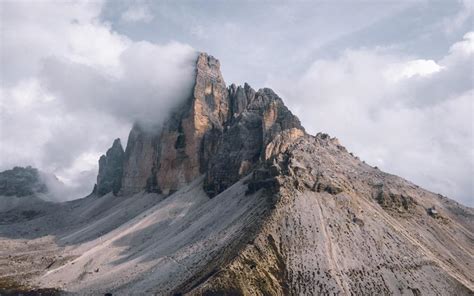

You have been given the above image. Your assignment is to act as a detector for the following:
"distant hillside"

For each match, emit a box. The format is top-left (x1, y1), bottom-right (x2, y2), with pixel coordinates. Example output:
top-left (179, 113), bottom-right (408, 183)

top-left (0, 166), bottom-right (47, 197)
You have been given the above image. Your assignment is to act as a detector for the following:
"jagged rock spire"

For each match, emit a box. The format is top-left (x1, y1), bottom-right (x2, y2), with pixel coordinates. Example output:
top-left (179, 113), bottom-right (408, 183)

top-left (204, 86), bottom-right (304, 196)
top-left (95, 138), bottom-right (124, 196)
top-left (119, 52), bottom-right (231, 195)
top-left (96, 52), bottom-right (304, 196)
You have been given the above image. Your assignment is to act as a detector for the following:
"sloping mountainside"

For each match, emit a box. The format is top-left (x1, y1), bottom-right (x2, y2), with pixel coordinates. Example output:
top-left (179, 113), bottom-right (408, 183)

top-left (0, 53), bottom-right (473, 295)
top-left (0, 166), bottom-right (56, 224)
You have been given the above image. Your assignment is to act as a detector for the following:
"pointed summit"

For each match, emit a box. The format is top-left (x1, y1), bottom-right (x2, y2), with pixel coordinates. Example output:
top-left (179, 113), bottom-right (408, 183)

top-left (95, 138), bottom-right (124, 196)
top-left (97, 52), bottom-right (304, 196)
top-left (120, 52), bottom-right (231, 195)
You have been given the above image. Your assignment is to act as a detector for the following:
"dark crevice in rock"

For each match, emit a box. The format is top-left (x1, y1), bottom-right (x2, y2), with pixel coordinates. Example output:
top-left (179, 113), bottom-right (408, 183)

top-left (175, 121), bottom-right (186, 150)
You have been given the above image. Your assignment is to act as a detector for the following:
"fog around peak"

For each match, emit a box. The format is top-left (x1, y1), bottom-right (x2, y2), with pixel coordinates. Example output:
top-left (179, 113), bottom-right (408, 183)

top-left (1, 0), bottom-right (472, 205)
top-left (0, 1), bottom-right (197, 200)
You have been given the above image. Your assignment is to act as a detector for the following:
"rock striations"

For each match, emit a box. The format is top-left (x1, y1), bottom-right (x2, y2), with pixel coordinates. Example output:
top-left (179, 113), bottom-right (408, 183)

top-left (1, 53), bottom-right (473, 295)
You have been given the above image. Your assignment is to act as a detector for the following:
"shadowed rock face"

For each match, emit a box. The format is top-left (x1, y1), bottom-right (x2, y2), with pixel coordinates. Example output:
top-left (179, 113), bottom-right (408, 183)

top-left (0, 166), bottom-right (47, 197)
top-left (203, 87), bottom-right (304, 197)
top-left (96, 139), bottom-right (125, 196)
top-left (120, 124), bottom-right (160, 195)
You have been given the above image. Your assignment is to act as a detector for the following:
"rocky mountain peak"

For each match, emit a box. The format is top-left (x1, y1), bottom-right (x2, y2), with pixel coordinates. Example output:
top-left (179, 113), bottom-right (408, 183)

top-left (228, 82), bottom-right (256, 117)
top-left (118, 52), bottom-right (230, 195)
top-left (3, 52), bottom-right (473, 296)
top-left (95, 138), bottom-right (125, 196)
top-left (111, 138), bottom-right (122, 149)
top-left (204, 85), bottom-right (304, 196)
top-left (98, 52), bottom-right (304, 197)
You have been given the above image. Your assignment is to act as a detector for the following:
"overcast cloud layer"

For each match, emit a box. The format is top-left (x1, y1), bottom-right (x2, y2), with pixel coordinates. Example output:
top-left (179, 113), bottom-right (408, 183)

top-left (1, 0), bottom-right (473, 205)
top-left (0, 1), bottom-right (196, 200)
top-left (272, 33), bottom-right (473, 204)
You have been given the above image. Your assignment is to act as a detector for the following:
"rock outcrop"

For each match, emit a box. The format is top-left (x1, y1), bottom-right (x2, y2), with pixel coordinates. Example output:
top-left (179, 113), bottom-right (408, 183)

top-left (119, 53), bottom-right (230, 195)
top-left (0, 166), bottom-right (47, 197)
top-left (115, 53), bottom-right (304, 196)
top-left (95, 139), bottom-right (125, 196)
top-left (203, 87), bottom-right (304, 196)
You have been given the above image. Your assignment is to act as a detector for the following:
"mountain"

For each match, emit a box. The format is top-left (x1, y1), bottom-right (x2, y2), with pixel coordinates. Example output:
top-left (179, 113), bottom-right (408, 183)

top-left (95, 53), bottom-right (304, 198)
top-left (0, 53), bottom-right (473, 295)
top-left (0, 166), bottom-right (48, 197)
top-left (95, 138), bottom-right (125, 196)
top-left (0, 166), bottom-right (54, 224)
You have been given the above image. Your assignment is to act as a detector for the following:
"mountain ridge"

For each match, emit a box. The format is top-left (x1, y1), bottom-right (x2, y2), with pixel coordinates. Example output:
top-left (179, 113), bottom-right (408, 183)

top-left (95, 52), bottom-right (305, 199)
top-left (0, 52), bottom-right (472, 295)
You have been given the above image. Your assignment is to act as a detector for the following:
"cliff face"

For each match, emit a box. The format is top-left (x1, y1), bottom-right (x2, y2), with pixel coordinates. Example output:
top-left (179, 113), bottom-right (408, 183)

top-left (120, 124), bottom-right (160, 195)
top-left (203, 87), bottom-right (304, 196)
top-left (96, 139), bottom-right (124, 196)
top-left (105, 53), bottom-right (303, 196)
top-left (118, 53), bottom-right (230, 195)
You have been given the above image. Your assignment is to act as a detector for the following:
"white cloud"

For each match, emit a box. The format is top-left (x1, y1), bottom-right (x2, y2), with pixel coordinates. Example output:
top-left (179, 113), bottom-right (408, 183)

top-left (121, 5), bottom-right (154, 23)
top-left (385, 59), bottom-right (443, 82)
top-left (40, 41), bottom-right (196, 128)
top-left (0, 1), bottom-right (114, 84)
top-left (447, 31), bottom-right (474, 56)
top-left (270, 32), bottom-right (474, 205)
top-left (0, 1), bottom-right (196, 200)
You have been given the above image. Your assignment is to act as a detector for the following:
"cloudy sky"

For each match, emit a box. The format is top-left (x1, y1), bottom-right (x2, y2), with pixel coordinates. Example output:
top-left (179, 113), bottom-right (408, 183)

top-left (0, 0), bottom-right (473, 205)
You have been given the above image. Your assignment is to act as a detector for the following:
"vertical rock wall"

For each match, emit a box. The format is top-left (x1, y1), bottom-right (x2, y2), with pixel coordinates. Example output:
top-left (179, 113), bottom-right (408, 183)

top-left (96, 138), bottom-right (125, 196)
top-left (99, 52), bottom-right (304, 197)
top-left (119, 53), bottom-right (230, 195)
top-left (155, 53), bottom-right (230, 194)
